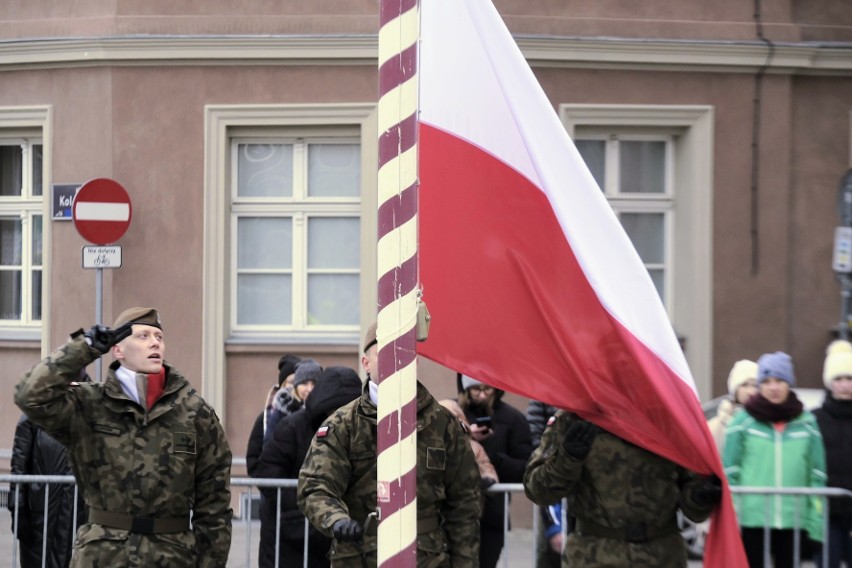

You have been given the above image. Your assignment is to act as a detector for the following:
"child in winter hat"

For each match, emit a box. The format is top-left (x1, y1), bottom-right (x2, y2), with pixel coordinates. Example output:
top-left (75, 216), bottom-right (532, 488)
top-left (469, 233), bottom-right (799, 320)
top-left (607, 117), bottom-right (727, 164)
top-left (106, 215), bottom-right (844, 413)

top-left (727, 360), bottom-right (758, 397)
top-left (823, 340), bottom-right (852, 390)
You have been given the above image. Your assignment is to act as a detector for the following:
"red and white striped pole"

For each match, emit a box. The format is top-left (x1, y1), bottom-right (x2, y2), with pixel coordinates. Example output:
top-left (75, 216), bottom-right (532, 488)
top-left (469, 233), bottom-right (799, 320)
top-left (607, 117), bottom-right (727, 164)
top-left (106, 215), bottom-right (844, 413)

top-left (376, 0), bottom-right (419, 566)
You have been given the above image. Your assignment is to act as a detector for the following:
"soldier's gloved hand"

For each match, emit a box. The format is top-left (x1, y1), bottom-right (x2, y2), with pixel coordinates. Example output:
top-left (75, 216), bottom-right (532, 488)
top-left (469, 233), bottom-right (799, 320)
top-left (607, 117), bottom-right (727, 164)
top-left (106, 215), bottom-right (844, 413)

top-left (692, 474), bottom-right (723, 508)
top-left (84, 322), bottom-right (133, 354)
top-left (561, 419), bottom-right (597, 460)
top-left (332, 518), bottom-right (363, 542)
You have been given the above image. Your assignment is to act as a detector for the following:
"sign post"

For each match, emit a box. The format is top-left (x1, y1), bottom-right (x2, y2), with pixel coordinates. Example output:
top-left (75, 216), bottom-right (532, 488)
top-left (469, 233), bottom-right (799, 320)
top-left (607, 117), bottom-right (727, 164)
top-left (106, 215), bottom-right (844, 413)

top-left (72, 178), bottom-right (132, 380)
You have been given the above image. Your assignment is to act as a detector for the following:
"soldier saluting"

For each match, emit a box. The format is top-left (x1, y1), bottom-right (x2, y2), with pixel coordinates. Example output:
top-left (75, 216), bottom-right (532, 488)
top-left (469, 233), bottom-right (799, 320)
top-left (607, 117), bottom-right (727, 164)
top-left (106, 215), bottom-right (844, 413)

top-left (15, 307), bottom-right (232, 567)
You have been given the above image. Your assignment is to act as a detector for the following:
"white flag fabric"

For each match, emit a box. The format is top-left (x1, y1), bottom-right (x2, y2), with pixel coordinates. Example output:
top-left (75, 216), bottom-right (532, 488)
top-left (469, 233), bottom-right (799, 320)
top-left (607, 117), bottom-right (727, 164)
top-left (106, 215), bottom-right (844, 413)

top-left (416, 1), bottom-right (746, 565)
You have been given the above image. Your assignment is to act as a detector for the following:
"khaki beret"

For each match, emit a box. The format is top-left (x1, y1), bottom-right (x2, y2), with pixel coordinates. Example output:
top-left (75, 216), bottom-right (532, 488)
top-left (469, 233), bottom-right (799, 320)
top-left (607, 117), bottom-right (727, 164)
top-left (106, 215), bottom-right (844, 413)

top-left (363, 321), bottom-right (377, 353)
top-left (113, 307), bottom-right (162, 330)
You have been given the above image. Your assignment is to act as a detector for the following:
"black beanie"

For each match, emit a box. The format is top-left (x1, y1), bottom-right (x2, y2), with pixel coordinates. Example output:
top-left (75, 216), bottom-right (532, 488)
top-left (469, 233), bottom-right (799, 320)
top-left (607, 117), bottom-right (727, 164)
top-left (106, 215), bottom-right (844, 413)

top-left (277, 354), bottom-right (301, 387)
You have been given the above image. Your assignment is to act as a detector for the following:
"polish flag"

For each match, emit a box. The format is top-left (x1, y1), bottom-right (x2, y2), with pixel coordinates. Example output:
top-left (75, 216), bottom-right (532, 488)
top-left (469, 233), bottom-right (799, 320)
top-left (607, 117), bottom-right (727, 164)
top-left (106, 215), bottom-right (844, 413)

top-left (416, 1), bottom-right (746, 565)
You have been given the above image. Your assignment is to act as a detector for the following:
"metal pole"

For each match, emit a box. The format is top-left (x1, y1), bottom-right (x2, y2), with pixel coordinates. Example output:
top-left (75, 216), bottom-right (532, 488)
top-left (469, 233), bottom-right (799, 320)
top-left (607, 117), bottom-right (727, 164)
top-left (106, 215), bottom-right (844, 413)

top-left (376, 0), bottom-right (420, 565)
top-left (840, 274), bottom-right (850, 340)
top-left (838, 170), bottom-right (852, 338)
top-left (95, 267), bottom-right (103, 381)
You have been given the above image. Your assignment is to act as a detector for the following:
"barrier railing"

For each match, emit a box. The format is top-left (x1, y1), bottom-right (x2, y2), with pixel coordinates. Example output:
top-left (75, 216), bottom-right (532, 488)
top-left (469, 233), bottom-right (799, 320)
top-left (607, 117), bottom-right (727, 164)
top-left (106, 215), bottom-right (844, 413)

top-left (3, 475), bottom-right (851, 568)
top-left (729, 486), bottom-right (852, 568)
top-left (230, 479), bottom-right (528, 568)
top-left (1, 474), bottom-right (79, 568)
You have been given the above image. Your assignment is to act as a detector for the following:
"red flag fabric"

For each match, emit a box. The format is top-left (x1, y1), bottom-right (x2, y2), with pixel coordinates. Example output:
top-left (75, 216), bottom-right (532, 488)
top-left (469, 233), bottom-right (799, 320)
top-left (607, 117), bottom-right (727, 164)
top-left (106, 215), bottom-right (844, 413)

top-left (416, 1), bottom-right (747, 565)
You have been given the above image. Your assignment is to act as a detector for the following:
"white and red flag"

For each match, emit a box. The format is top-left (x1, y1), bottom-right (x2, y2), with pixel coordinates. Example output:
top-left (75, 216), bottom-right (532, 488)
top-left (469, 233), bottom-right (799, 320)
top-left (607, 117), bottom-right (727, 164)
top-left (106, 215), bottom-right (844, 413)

top-left (416, 0), bottom-right (746, 565)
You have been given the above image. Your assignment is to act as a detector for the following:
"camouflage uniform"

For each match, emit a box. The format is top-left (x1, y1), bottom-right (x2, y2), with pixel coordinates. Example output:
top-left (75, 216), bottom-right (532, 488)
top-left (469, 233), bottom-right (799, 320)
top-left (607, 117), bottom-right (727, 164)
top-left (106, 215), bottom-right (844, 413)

top-left (523, 411), bottom-right (713, 568)
top-left (15, 335), bottom-right (233, 568)
top-left (298, 381), bottom-right (480, 567)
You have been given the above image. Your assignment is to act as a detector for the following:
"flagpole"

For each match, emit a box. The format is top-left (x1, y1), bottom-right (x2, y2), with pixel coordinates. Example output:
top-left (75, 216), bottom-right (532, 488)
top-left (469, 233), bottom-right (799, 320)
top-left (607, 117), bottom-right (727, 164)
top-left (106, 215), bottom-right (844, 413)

top-left (376, 0), bottom-right (419, 567)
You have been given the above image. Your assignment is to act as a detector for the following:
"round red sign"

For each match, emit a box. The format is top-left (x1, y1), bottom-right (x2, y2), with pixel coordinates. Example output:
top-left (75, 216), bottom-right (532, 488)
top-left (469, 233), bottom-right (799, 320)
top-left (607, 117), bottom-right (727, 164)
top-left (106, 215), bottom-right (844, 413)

top-left (72, 178), bottom-right (132, 245)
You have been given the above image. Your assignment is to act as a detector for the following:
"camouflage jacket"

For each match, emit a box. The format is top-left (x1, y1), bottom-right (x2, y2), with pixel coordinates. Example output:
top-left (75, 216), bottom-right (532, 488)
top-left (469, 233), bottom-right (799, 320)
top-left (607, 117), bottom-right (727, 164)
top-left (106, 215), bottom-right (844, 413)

top-left (298, 381), bottom-right (480, 567)
top-left (14, 335), bottom-right (233, 568)
top-left (523, 411), bottom-right (713, 568)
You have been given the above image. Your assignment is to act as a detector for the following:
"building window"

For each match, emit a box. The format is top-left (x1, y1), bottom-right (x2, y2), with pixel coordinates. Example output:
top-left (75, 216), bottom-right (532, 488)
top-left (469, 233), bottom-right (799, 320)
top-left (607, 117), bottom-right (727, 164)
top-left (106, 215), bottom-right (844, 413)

top-left (230, 138), bottom-right (361, 333)
top-left (204, 104), bottom-right (377, 417)
top-left (561, 104), bottom-right (714, 398)
top-left (574, 134), bottom-right (674, 303)
top-left (0, 138), bottom-right (43, 326)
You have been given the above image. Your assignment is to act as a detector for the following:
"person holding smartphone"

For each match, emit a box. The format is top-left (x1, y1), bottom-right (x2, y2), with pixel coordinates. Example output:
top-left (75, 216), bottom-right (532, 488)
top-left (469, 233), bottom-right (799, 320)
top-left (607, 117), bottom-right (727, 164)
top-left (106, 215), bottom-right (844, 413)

top-left (457, 373), bottom-right (533, 568)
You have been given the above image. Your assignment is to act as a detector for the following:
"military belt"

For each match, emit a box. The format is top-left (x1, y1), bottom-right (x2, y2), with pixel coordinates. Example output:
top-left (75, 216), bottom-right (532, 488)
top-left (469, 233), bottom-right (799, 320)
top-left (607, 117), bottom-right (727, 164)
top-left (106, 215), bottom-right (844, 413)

top-left (89, 509), bottom-right (190, 535)
top-left (575, 517), bottom-right (678, 544)
top-left (363, 515), bottom-right (440, 537)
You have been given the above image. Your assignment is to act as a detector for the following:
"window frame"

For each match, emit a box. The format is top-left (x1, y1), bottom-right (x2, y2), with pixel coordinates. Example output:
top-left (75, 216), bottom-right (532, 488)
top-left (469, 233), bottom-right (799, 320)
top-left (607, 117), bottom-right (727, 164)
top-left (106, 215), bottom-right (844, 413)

top-left (575, 130), bottom-right (676, 307)
top-left (561, 104), bottom-right (714, 399)
top-left (203, 104), bottom-right (377, 420)
top-left (229, 136), bottom-right (363, 336)
top-left (0, 107), bottom-right (51, 343)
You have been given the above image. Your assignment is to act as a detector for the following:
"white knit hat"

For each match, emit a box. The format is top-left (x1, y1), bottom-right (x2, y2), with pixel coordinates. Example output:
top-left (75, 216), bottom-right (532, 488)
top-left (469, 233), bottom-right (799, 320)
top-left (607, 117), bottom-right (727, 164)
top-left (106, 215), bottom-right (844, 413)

top-left (824, 351), bottom-right (852, 389)
top-left (727, 360), bottom-right (758, 396)
top-left (826, 339), bottom-right (852, 356)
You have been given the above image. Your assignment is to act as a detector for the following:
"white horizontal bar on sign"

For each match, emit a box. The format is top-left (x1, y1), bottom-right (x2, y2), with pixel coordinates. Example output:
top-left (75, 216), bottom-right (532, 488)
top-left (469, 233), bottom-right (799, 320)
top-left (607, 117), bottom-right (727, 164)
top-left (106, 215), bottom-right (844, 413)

top-left (75, 202), bottom-right (130, 221)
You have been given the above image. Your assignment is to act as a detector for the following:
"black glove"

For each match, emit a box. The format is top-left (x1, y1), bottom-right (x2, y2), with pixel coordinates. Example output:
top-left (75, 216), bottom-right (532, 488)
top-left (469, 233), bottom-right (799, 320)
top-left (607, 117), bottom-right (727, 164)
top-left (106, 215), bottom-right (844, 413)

top-left (84, 323), bottom-right (133, 354)
top-left (480, 476), bottom-right (498, 491)
top-left (692, 474), bottom-right (723, 508)
top-left (332, 518), bottom-right (363, 542)
top-left (561, 419), bottom-right (597, 460)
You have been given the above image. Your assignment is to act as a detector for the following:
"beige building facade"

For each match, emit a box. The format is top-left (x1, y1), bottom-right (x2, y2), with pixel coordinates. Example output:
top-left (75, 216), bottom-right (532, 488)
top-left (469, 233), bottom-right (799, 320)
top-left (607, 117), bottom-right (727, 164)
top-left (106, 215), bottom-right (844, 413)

top-left (1, 1), bottom-right (851, 490)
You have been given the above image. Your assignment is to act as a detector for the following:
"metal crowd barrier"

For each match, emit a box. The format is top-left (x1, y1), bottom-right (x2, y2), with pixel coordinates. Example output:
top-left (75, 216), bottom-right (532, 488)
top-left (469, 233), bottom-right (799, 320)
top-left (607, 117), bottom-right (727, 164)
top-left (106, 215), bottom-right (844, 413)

top-left (1, 474), bottom-right (79, 568)
top-left (231, 479), bottom-right (529, 568)
top-left (729, 486), bottom-right (852, 568)
top-left (3, 475), bottom-right (852, 568)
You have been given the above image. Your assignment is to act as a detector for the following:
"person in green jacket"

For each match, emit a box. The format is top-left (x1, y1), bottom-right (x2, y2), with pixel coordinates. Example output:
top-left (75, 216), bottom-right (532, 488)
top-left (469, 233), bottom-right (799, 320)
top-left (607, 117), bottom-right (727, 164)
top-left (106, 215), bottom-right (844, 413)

top-left (723, 351), bottom-right (826, 568)
top-left (15, 307), bottom-right (233, 568)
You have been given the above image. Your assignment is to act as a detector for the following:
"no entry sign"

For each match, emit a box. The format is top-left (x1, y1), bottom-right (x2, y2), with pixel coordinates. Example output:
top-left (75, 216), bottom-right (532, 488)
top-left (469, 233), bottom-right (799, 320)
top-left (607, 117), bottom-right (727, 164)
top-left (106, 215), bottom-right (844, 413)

top-left (72, 178), bottom-right (132, 245)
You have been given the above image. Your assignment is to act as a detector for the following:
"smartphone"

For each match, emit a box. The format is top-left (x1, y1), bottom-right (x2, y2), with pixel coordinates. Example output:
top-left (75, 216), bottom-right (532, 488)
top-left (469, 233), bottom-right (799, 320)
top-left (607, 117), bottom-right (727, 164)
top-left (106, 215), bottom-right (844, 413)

top-left (474, 416), bottom-right (493, 428)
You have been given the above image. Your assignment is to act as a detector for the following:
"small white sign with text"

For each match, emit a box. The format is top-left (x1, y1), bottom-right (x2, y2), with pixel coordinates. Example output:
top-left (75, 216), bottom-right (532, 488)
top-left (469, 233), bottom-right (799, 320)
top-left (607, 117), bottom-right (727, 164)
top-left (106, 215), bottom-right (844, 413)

top-left (82, 246), bottom-right (122, 269)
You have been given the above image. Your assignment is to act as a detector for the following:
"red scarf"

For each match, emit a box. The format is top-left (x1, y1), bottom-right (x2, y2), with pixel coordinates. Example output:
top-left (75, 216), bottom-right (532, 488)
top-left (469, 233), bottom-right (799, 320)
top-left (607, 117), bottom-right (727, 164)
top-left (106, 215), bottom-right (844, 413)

top-left (147, 368), bottom-right (166, 410)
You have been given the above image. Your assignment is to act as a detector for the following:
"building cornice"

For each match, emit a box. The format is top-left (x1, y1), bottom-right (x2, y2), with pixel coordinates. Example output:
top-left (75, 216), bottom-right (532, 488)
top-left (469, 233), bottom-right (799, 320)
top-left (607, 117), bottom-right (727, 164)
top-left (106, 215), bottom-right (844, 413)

top-left (0, 34), bottom-right (849, 75)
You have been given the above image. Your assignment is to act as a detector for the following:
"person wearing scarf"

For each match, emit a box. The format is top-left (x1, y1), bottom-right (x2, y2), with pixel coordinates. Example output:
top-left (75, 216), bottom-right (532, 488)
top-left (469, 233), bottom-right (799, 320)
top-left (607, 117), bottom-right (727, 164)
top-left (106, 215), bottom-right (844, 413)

top-left (814, 340), bottom-right (852, 568)
top-left (723, 351), bottom-right (826, 568)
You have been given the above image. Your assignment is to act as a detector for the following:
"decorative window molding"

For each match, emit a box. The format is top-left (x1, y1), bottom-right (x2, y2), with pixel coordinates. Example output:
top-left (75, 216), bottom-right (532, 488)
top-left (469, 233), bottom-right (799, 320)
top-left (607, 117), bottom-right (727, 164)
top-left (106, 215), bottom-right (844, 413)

top-left (0, 106), bottom-right (51, 347)
top-left (203, 104), bottom-right (377, 420)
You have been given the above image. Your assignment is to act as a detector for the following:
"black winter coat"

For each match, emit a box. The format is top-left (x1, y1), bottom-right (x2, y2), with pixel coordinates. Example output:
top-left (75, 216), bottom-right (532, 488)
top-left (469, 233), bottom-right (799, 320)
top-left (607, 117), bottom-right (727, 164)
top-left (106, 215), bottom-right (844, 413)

top-left (255, 367), bottom-right (363, 568)
top-left (455, 378), bottom-right (534, 532)
top-left (814, 393), bottom-right (852, 516)
top-left (526, 400), bottom-right (559, 447)
top-left (245, 411), bottom-right (265, 477)
top-left (8, 415), bottom-right (85, 568)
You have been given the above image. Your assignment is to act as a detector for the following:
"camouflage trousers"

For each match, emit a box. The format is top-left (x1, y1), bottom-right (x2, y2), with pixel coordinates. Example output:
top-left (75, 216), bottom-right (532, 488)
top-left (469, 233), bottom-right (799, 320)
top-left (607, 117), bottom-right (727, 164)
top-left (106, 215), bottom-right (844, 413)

top-left (70, 523), bottom-right (199, 568)
top-left (562, 531), bottom-right (688, 568)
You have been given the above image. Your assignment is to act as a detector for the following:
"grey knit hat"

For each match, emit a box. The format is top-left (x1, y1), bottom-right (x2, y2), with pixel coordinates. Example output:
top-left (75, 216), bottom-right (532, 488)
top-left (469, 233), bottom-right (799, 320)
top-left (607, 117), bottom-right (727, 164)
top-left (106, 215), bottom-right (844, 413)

top-left (293, 358), bottom-right (322, 388)
top-left (460, 374), bottom-right (484, 391)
